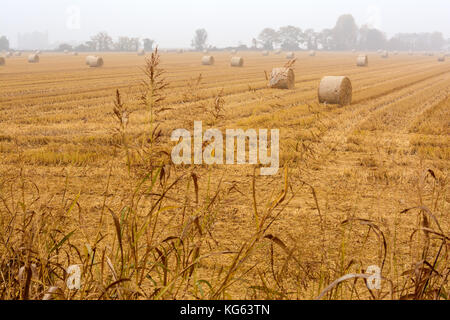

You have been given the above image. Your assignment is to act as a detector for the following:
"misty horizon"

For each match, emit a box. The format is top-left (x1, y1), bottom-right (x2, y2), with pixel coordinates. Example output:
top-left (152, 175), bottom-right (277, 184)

top-left (1, 0), bottom-right (449, 49)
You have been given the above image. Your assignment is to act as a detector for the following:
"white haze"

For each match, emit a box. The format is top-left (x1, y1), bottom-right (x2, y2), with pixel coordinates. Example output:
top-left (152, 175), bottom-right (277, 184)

top-left (1, 0), bottom-right (449, 48)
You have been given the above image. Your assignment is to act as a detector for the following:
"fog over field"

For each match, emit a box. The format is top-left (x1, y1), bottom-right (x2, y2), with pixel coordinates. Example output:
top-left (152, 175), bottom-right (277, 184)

top-left (1, 0), bottom-right (449, 48)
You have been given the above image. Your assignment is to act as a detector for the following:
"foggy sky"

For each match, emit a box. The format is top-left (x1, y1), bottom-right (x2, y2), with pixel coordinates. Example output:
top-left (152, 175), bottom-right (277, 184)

top-left (1, 0), bottom-right (449, 48)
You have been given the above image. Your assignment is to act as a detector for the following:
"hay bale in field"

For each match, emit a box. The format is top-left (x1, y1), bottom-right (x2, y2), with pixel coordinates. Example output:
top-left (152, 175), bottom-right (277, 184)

top-left (309, 50), bottom-right (316, 56)
top-left (5, 52), bottom-right (12, 58)
top-left (356, 54), bottom-right (368, 67)
top-left (28, 54), bottom-right (40, 63)
top-left (318, 76), bottom-right (352, 106)
top-left (352, 49), bottom-right (356, 53)
top-left (230, 56), bottom-right (244, 67)
top-left (0, 57), bottom-right (5, 66)
top-left (72, 52), bottom-right (78, 56)
top-left (203, 49), bottom-right (209, 54)
top-left (437, 55), bottom-right (445, 62)
top-left (231, 49), bottom-right (237, 54)
top-left (64, 50), bottom-right (69, 54)
top-left (275, 49), bottom-right (282, 55)
top-left (268, 67), bottom-right (295, 89)
top-left (381, 50), bottom-right (389, 58)
top-left (137, 49), bottom-right (145, 56)
top-left (394, 51), bottom-right (398, 55)
top-left (86, 55), bottom-right (104, 67)
top-left (262, 50), bottom-right (269, 56)
top-left (201, 55), bottom-right (215, 65)
top-left (35, 50), bottom-right (41, 55)
top-left (286, 52), bottom-right (295, 59)
top-left (408, 50), bottom-right (413, 55)
top-left (15, 51), bottom-right (21, 56)
top-left (177, 49), bottom-right (184, 54)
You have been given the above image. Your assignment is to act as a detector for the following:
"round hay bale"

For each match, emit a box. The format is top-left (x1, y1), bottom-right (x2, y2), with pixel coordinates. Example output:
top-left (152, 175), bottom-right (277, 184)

top-left (5, 52), bottom-right (12, 58)
top-left (262, 50), bottom-right (269, 56)
top-left (275, 49), bottom-right (282, 55)
top-left (309, 50), bottom-right (316, 56)
top-left (203, 49), bottom-right (209, 54)
top-left (35, 50), bottom-right (41, 55)
top-left (201, 55), bottom-right (215, 65)
top-left (72, 52), bottom-right (78, 56)
top-left (28, 54), bottom-right (40, 63)
top-left (177, 49), bottom-right (184, 54)
top-left (231, 49), bottom-right (237, 54)
top-left (394, 51), bottom-right (398, 55)
top-left (356, 55), bottom-right (368, 67)
top-left (268, 68), bottom-right (295, 90)
top-left (437, 55), bottom-right (445, 62)
top-left (408, 50), bottom-right (413, 55)
top-left (286, 52), bottom-right (295, 59)
top-left (86, 55), bottom-right (104, 67)
top-left (352, 49), bottom-right (356, 53)
top-left (0, 57), bottom-right (5, 66)
top-left (381, 51), bottom-right (389, 58)
top-left (137, 49), bottom-right (145, 56)
top-left (15, 51), bottom-right (22, 57)
top-left (64, 50), bottom-right (69, 54)
top-left (318, 76), bottom-right (352, 106)
top-left (230, 56), bottom-right (244, 67)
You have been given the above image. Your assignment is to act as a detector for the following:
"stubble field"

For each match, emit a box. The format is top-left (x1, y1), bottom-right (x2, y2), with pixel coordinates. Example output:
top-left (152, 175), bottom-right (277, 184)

top-left (0, 51), bottom-right (448, 300)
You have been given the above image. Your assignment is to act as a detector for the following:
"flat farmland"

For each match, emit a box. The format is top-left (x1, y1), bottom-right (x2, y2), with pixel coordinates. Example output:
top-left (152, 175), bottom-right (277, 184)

top-left (0, 51), bottom-right (448, 300)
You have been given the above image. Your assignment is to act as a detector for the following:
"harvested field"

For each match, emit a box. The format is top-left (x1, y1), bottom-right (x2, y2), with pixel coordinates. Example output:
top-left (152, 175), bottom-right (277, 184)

top-left (0, 51), bottom-right (448, 300)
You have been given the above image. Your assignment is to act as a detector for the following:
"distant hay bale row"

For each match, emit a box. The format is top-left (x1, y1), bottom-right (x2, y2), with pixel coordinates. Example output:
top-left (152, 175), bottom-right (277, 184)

top-left (268, 68), bottom-right (295, 89)
top-left (356, 54), bottom-right (368, 67)
top-left (28, 54), bottom-right (40, 63)
top-left (0, 57), bottom-right (5, 66)
top-left (230, 56), bottom-right (244, 67)
top-left (286, 52), bottom-right (295, 59)
top-left (86, 55), bottom-right (104, 67)
top-left (318, 76), bottom-right (352, 106)
top-left (201, 55), bottom-right (215, 65)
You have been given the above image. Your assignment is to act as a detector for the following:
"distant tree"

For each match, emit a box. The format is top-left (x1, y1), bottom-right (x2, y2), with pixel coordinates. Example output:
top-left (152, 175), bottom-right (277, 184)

top-left (317, 28), bottom-right (334, 51)
top-left (57, 43), bottom-right (73, 52)
top-left (0, 36), bottom-right (9, 51)
top-left (91, 32), bottom-right (113, 51)
top-left (278, 26), bottom-right (303, 50)
top-left (258, 28), bottom-right (278, 50)
top-left (359, 26), bottom-right (387, 50)
top-left (191, 29), bottom-right (208, 51)
top-left (74, 43), bottom-right (90, 52)
top-left (251, 38), bottom-right (258, 50)
top-left (114, 36), bottom-right (139, 51)
top-left (430, 32), bottom-right (445, 50)
top-left (304, 29), bottom-right (319, 50)
top-left (333, 14), bottom-right (358, 50)
top-left (143, 38), bottom-right (155, 51)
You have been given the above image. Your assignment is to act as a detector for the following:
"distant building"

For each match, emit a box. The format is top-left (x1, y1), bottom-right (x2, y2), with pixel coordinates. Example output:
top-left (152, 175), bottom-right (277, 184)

top-left (17, 31), bottom-right (49, 50)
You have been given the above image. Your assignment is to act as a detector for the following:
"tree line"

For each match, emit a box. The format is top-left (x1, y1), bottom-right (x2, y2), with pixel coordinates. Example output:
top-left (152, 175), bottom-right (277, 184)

top-left (255, 15), bottom-right (447, 51)
top-left (1, 14), bottom-right (448, 52)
